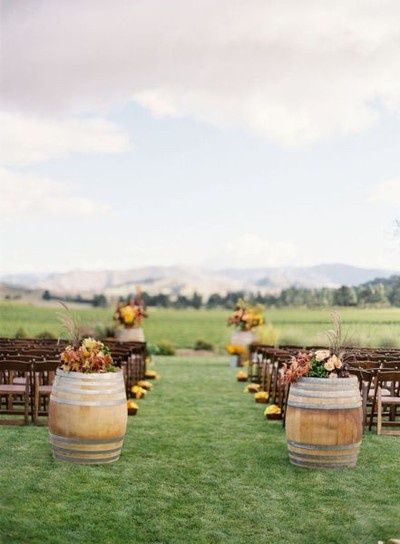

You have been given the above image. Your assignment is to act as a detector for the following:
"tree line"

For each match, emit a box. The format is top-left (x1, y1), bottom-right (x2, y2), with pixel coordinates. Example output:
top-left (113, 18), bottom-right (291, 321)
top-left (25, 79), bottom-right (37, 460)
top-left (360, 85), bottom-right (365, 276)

top-left (41, 275), bottom-right (400, 309)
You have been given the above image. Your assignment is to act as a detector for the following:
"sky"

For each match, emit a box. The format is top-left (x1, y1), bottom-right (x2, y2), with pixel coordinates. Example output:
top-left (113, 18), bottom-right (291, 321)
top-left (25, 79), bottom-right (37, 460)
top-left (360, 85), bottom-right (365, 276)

top-left (1, 0), bottom-right (400, 274)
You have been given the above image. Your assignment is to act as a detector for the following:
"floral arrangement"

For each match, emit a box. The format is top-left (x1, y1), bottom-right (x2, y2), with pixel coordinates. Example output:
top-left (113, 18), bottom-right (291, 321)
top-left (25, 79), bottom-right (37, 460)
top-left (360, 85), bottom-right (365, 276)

top-left (137, 380), bottom-right (153, 391)
top-left (131, 385), bottom-right (147, 399)
top-left (127, 400), bottom-right (139, 415)
top-left (225, 344), bottom-right (246, 356)
top-left (254, 391), bottom-right (269, 403)
top-left (60, 337), bottom-right (115, 373)
top-left (227, 299), bottom-right (265, 331)
top-left (244, 383), bottom-right (261, 393)
top-left (145, 370), bottom-right (159, 380)
top-left (281, 313), bottom-right (349, 384)
top-left (264, 404), bottom-right (282, 417)
top-left (114, 289), bottom-right (148, 328)
top-left (236, 370), bottom-right (248, 382)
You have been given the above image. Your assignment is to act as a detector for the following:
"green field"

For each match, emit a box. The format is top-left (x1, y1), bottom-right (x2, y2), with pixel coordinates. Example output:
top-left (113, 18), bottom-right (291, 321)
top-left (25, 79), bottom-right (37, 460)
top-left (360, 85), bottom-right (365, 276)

top-left (0, 356), bottom-right (399, 544)
top-left (2, 302), bottom-right (400, 349)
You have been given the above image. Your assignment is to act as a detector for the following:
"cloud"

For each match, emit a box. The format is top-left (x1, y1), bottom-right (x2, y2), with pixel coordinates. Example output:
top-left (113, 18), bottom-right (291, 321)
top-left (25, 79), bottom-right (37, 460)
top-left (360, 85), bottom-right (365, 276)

top-left (0, 111), bottom-right (131, 166)
top-left (0, 168), bottom-right (110, 220)
top-left (369, 179), bottom-right (400, 205)
top-left (2, 0), bottom-right (400, 145)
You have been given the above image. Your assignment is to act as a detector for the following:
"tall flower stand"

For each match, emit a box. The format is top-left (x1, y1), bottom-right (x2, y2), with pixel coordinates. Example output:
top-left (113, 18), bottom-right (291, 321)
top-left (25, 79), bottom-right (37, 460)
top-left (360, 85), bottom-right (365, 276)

top-left (115, 327), bottom-right (145, 343)
top-left (231, 330), bottom-right (255, 367)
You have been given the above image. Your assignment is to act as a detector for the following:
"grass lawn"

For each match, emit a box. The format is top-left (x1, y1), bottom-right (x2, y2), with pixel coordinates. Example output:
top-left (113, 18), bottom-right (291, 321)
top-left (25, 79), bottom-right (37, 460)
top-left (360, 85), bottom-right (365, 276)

top-left (3, 302), bottom-right (400, 349)
top-left (0, 356), bottom-right (399, 544)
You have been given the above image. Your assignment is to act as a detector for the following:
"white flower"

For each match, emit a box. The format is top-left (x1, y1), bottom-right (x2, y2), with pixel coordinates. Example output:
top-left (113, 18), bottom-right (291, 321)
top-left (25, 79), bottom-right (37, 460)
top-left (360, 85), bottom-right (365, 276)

top-left (324, 358), bottom-right (335, 371)
top-left (315, 349), bottom-right (330, 362)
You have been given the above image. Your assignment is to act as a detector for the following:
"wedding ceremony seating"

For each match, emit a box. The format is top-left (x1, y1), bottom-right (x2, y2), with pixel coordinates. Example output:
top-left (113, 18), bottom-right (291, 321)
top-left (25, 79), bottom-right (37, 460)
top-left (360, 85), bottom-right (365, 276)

top-left (0, 337), bottom-right (148, 425)
top-left (248, 343), bottom-right (400, 433)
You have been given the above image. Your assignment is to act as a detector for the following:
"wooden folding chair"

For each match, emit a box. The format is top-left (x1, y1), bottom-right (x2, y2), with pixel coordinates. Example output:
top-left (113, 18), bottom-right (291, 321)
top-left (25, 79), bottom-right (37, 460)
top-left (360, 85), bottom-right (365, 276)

top-left (32, 360), bottom-right (59, 425)
top-left (0, 361), bottom-right (31, 425)
top-left (376, 370), bottom-right (400, 436)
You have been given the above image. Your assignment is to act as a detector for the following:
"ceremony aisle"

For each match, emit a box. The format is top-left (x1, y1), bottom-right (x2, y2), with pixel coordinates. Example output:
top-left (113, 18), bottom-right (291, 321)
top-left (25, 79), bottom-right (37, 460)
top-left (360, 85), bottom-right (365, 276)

top-left (0, 357), bottom-right (399, 543)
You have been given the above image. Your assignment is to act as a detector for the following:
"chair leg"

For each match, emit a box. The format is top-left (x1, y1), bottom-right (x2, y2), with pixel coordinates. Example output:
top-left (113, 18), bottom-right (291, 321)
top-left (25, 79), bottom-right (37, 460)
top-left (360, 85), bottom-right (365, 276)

top-left (377, 388), bottom-right (382, 435)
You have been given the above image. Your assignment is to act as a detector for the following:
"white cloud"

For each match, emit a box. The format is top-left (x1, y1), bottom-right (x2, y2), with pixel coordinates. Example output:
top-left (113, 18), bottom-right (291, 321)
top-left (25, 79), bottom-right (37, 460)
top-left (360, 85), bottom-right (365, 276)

top-left (2, 0), bottom-right (400, 145)
top-left (0, 111), bottom-right (131, 166)
top-left (0, 168), bottom-right (110, 220)
top-left (369, 179), bottom-right (400, 205)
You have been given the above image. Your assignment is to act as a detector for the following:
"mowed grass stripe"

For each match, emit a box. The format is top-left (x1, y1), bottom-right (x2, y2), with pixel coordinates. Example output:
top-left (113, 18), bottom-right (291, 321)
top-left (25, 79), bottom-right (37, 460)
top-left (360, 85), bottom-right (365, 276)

top-left (0, 356), bottom-right (399, 543)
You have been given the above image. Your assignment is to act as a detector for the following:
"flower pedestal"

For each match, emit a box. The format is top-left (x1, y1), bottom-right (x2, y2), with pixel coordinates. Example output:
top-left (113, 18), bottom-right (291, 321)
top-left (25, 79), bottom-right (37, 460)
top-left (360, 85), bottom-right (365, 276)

top-left (285, 377), bottom-right (363, 469)
top-left (230, 330), bottom-right (255, 367)
top-left (115, 327), bottom-right (145, 343)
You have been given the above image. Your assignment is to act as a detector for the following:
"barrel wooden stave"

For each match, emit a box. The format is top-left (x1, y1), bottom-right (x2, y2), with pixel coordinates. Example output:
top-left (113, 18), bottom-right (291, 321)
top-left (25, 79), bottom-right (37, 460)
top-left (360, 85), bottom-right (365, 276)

top-left (285, 377), bottom-right (362, 469)
top-left (49, 369), bottom-right (127, 464)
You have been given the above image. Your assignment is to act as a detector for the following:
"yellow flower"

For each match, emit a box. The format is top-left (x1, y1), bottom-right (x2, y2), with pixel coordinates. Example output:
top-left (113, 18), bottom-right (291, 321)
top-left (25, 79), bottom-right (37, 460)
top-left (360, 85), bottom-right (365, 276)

top-left (145, 370), bottom-right (158, 379)
top-left (120, 305), bottom-right (135, 324)
top-left (137, 380), bottom-right (153, 390)
top-left (264, 404), bottom-right (281, 416)
top-left (131, 385), bottom-right (147, 399)
top-left (127, 400), bottom-right (138, 410)
top-left (236, 371), bottom-right (247, 381)
top-left (255, 391), bottom-right (269, 401)
top-left (244, 383), bottom-right (261, 393)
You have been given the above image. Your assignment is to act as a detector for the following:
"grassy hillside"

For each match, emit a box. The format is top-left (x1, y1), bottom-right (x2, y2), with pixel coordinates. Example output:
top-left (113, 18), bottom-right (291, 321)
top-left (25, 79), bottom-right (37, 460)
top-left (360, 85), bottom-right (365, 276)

top-left (2, 302), bottom-right (400, 349)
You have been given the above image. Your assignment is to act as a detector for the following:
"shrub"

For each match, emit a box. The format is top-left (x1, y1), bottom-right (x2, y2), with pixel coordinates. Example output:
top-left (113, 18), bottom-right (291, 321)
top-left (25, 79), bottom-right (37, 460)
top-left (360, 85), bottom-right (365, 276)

top-left (194, 339), bottom-right (214, 351)
top-left (95, 324), bottom-right (115, 340)
top-left (14, 327), bottom-right (27, 339)
top-left (156, 340), bottom-right (176, 356)
top-left (35, 331), bottom-right (56, 340)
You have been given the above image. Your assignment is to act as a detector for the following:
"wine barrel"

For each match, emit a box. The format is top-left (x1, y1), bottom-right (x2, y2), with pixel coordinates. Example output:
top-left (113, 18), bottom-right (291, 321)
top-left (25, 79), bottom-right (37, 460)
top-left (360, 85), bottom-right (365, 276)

top-left (49, 369), bottom-right (127, 464)
top-left (285, 377), bottom-right (362, 469)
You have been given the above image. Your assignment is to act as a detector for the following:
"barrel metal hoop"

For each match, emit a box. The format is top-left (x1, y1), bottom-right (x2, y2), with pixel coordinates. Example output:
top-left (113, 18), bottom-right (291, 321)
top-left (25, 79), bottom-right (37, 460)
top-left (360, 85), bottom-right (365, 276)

top-left (56, 370), bottom-right (122, 381)
top-left (287, 440), bottom-right (361, 451)
top-left (287, 400), bottom-right (362, 410)
top-left (289, 458), bottom-right (356, 469)
top-left (53, 453), bottom-right (121, 464)
top-left (50, 396), bottom-right (126, 407)
top-left (52, 445), bottom-right (122, 455)
top-left (53, 386), bottom-right (126, 396)
top-left (289, 451), bottom-right (357, 461)
top-left (49, 432), bottom-right (125, 445)
top-left (289, 390), bottom-right (358, 398)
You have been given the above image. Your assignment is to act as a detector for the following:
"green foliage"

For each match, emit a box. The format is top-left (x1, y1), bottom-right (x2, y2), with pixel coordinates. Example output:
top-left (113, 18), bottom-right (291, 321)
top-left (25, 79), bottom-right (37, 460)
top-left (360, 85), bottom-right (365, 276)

top-left (254, 324), bottom-right (280, 346)
top-left (35, 331), bottom-right (56, 340)
top-left (194, 339), bottom-right (214, 351)
top-left (14, 327), bottom-right (27, 339)
top-left (0, 356), bottom-right (399, 544)
top-left (155, 339), bottom-right (176, 356)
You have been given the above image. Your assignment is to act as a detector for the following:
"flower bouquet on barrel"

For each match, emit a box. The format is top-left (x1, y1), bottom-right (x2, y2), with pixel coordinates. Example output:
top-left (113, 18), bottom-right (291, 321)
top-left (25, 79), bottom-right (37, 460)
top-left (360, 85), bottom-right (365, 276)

top-left (114, 288), bottom-right (148, 342)
top-left (226, 299), bottom-right (264, 367)
top-left (48, 303), bottom-right (127, 465)
top-left (282, 313), bottom-right (363, 469)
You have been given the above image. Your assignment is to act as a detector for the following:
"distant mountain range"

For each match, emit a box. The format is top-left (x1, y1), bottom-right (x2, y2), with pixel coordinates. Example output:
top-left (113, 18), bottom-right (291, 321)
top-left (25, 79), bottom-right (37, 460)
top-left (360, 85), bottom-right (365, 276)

top-left (0, 264), bottom-right (397, 299)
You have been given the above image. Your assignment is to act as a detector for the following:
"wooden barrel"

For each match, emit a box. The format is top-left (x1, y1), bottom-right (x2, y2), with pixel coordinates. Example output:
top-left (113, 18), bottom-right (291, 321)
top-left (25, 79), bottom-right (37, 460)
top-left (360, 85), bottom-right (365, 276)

top-left (49, 369), bottom-right (127, 464)
top-left (285, 377), bottom-right (362, 469)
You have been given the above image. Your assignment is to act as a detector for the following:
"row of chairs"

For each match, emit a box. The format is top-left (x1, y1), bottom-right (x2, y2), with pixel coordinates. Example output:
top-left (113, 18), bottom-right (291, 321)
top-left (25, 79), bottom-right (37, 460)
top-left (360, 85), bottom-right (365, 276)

top-left (0, 338), bottom-right (149, 425)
